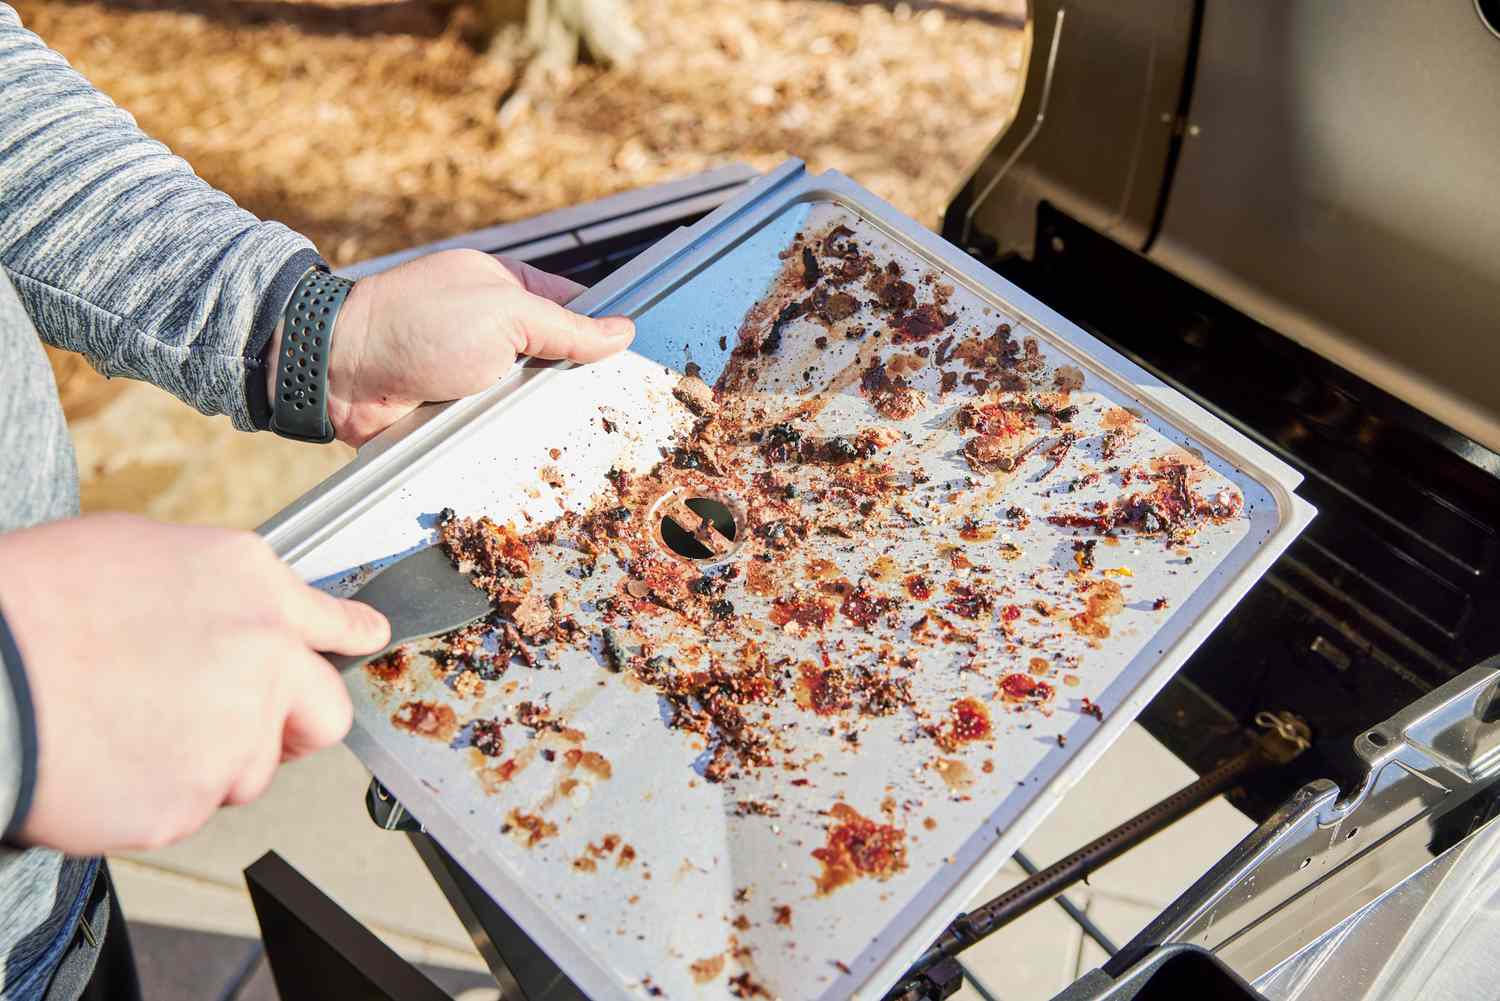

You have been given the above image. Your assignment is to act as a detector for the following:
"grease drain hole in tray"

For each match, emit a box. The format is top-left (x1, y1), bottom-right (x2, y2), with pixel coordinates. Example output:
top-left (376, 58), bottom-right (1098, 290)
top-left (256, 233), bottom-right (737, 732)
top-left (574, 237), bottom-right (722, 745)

top-left (653, 491), bottom-right (742, 562)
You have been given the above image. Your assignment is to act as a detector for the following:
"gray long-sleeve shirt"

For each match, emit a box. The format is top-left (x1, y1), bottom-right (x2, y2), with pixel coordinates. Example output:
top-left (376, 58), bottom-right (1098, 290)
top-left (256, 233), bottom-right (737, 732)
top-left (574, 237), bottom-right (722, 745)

top-left (0, 5), bottom-right (322, 995)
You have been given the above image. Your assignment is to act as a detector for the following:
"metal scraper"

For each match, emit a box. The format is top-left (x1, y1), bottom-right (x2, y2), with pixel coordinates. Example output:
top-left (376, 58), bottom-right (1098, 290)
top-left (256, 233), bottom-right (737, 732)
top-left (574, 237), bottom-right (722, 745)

top-left (323, 545), bottom-right (492, 672)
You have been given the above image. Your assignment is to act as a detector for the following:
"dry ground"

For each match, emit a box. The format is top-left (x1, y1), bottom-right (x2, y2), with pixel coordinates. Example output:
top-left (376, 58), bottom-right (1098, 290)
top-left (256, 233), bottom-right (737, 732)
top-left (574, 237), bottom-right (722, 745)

top-left (14, 0), bottom-right (1026, 527)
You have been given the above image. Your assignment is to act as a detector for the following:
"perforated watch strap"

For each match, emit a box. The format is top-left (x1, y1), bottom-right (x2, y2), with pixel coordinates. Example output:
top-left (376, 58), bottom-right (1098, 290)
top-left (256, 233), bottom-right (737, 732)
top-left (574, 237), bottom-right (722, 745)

top-left (271, 268), bottom-right (352, 443)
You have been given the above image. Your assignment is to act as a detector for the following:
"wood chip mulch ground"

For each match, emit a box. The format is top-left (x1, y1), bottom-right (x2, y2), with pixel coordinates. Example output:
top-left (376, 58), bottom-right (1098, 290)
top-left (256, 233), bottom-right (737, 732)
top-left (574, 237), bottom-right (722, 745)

top-left (14, 0), bottom-right (1025, 526)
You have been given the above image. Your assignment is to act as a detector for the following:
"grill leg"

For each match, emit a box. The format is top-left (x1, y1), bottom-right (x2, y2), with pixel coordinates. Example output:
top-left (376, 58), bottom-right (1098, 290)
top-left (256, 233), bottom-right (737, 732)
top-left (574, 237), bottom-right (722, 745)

top-left (245, 851), bottom-right (453, 1001)
top-left (406, 832), bottom-right (588, 1001)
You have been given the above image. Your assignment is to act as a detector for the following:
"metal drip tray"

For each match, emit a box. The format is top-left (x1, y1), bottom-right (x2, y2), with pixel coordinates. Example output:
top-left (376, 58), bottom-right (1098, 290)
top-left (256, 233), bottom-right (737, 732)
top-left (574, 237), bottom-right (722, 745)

top-left (262, 160), bottom-right (1312, 1001)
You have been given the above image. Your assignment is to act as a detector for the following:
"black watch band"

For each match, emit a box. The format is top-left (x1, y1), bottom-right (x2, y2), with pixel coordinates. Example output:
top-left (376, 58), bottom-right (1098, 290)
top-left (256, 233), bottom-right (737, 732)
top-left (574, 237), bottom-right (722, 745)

top-left (271, 268), bottom-right (352, 443)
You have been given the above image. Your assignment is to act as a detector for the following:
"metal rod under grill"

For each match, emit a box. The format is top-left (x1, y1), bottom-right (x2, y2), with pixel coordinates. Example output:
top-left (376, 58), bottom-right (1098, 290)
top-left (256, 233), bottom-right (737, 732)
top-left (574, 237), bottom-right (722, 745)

top-left (887, 735), bottom-right (1294, 1000)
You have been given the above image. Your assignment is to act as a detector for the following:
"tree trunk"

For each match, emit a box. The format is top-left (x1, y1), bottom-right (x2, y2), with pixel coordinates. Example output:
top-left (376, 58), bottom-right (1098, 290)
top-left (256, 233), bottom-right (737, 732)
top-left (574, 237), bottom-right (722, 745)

top-left (474, 0), bottom-right (644, 69)
top-left (479, 0), bottom-right (643, 125)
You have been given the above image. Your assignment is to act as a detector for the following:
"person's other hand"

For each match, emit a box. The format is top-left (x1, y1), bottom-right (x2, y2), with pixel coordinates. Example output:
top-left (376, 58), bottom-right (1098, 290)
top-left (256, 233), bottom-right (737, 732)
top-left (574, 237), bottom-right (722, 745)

top-left (0, 514), bottom-right (389, 854)
top-left (282, 250), bottom-right (635, 447)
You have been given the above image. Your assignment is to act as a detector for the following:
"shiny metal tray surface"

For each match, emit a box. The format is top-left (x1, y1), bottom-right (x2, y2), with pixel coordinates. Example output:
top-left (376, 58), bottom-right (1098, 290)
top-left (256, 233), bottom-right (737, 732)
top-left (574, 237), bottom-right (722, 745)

top-left (262, 161), bottom-right (1314, 1001)
top-left (1255, 810), bottom-right (1500, 1001)
top-left (1110, 656), bottom-right (1500, 995)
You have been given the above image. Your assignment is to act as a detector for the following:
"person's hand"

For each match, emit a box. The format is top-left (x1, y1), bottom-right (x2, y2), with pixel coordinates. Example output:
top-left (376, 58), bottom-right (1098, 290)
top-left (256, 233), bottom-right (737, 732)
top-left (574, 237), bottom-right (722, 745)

top-left (0, 514), bottom-right (389, 854)
top-left (274, 250), bottom-right (636, 447)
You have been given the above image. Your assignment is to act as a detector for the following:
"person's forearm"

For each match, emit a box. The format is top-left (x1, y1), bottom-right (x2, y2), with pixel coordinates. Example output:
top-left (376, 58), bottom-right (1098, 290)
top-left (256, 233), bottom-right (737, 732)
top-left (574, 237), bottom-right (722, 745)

top-left (0, 4), bottom-right (319, 430)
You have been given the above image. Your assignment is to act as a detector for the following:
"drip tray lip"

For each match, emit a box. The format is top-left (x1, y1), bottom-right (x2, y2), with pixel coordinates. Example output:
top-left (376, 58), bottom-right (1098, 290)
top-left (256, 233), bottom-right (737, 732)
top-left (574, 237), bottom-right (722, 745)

top-left (270, 160), bottom-right (1316, 1001)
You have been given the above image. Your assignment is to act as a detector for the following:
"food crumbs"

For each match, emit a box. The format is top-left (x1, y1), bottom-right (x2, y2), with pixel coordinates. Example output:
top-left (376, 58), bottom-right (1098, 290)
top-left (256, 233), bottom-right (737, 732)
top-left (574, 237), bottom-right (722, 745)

top-left (729, 972), bottom-right (771, 998)
top-left (505, 809), bottom-right (558, 847)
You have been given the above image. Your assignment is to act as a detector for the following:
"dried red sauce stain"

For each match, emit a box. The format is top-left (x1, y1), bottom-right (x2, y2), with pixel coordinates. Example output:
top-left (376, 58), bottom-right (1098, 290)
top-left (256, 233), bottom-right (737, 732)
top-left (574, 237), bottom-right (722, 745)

top-left (729, 972), bottom-right (772, 998)
top-left (391, 700), bottom-right (457, 741)
top-left (953, 697), bottom-right (992, 738)
top-left (958, 518), bottom-right (996, 542)
top-left (1053, 365), bottom-right (1085, 392)
top-left (1000, 673), bottom-right (1056, 706)
top-left (477, 759), bottom-right (521, 795)
top-left (894, 302), bottom-right (956, 342)
top-left (944, 546), bottom-right (973, 570)
top-left (805, 558), bottom-right (841, 580)
top-left (860, 360), bottom-right (928, 420)
top-left (770, 595), bottom-right (835, 630)
top-left (944, 581), bottom-right (994, 620)
top-left (690, 954), bottom-right (726, 984)
top-left (773, 904), bottom-right (793, 926)
top-left (812, 803), bottom-right (908, 894)
top-left (796, 662), bottom-right (854, 715)
top-left (1070, 579), bottom-right (1125, 640)
top-left (933, 757), bottom-right (974, 791)
top-left (583, 835), bottom-right (620, 860)
top-left (957, 398), bottom-right (1030, 438)
top-left (930, 697), bottom-right (993, 751)
top-left (904, 573), bottom-right (933, 600)
top-left (562, 748), bottom-right (613, 779)
top-left (962, 433), bottom-right (1039, 475)
top-left (743, 558), bottom-right (777, 597)
top-left (866, 554), bottom-right (899, 581)
top-left (366, 648), bottom-right (411, 686)
top-left (840, 586), bottom-right (896, 629)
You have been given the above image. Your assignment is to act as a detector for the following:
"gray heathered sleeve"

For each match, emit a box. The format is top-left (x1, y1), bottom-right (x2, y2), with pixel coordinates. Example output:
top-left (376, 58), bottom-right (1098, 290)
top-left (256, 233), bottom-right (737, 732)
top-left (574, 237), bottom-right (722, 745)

top-left (0, 605), bottom-right (36, 840)
top-left (0, 3), bottom-right (324, 431)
